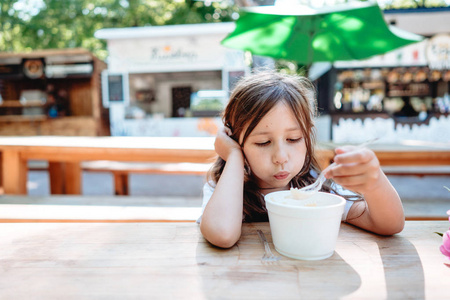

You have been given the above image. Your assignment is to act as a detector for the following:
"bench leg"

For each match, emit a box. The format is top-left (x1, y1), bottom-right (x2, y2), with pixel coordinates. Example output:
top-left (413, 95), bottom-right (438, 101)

top-left (49, 162), bottom-right (82, 195)
top-left (49, 162), bottom-right (65, 194)
top-left (0, 152), bottom-right (2, 193)
top-left (2, 150), bottom-right (27, 194)
top-left (65, 162), bottom-right (82, 195)
top-left (114, 173), bottom-right (129, 196)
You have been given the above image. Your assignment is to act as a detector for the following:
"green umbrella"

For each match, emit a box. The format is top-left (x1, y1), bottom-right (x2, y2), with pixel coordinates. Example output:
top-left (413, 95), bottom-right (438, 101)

top-left (221, 2), bottom-right (424, 65)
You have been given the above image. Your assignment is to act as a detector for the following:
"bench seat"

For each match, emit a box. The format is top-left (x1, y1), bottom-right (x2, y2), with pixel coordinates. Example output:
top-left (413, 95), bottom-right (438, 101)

top-left (0, 196), bottom-right (202, 223)
top-left (1, 195), bottom-right (448, 222)
top-left (28, 161), bottom-right (212, 196)
top-left (382, 166), bottom-right (450, 177)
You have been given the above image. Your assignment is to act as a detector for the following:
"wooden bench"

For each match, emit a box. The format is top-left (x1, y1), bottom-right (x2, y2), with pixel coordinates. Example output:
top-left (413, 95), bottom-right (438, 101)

top-left (28, 160), bottom-right (212, 196)
top-left (382, 166), bottom-right (450, 177)
top-left (27, 161), bottom-right (450, 196)
top-left (0, 195), bottom-right (202, 223)
top-left (82, 161), bottom-right (212, 196)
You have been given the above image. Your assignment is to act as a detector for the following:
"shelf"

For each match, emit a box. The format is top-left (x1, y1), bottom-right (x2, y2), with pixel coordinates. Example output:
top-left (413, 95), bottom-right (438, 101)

top-left (0, 100), bottom-right (45, 107)
top-left (387, 92), bottom-right (430, 97)
top-left (0, 115), bottom-right (47, 122)
top-left (361, 82), bottom-right (385, 90)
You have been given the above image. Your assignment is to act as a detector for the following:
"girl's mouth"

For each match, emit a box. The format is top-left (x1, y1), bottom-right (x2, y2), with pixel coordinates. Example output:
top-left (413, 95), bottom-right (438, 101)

top-left (274, 171), bottom-right (289, 180)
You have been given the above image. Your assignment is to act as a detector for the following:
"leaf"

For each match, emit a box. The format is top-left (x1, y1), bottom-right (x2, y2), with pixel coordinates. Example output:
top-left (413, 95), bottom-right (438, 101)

top-left (435, 232), bottom-right (444, 237)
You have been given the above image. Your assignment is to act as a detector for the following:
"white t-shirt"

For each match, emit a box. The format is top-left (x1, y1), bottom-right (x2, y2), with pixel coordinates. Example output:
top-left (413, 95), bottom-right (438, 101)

top-left (197, 181), bottom-right (357, 224)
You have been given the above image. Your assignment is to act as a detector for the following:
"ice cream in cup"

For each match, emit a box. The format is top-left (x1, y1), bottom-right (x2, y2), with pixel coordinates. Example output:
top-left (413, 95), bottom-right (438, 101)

top-left (264, 190), bottom-right (346, 260)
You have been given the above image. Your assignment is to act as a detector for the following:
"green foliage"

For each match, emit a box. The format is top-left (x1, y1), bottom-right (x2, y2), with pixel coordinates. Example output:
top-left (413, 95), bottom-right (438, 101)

top-left (0, 0), bottom-right (447, 60)
top-left (0, 0), bottom-right (238, 59)
top-left (382, 0), bottom-right (448, 9)
top-left (191, 98), bottom-right (224, 111)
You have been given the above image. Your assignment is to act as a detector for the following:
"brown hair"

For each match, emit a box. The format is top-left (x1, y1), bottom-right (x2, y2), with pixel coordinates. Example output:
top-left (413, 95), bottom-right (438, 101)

top-left (208, 70), bottom-right (344, 222)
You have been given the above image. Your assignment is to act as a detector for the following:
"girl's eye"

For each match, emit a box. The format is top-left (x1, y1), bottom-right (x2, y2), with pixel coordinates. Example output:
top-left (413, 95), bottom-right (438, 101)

top-left (288, 137), bottom-right (303, 143)
top-left (255, 141), bottom-right (270, 147)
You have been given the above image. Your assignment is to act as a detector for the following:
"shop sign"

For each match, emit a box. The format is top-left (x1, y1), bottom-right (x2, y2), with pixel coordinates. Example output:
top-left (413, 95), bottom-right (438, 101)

top-left (149, 46), bottom-right (198, 62)
top-left (426, 33), bottom-right (450, 70)
top-left (108, 34), bottom-right (228, 73)
top-left (45, 63), bottom-right (93, 78)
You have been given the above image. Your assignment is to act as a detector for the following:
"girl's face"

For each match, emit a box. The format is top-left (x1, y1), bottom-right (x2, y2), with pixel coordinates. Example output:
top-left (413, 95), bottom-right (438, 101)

top-left (241, 101), bottom-right (307, 195)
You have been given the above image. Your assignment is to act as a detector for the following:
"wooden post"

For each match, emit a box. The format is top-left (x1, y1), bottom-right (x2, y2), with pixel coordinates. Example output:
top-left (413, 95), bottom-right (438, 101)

top-left (64, 162), bottom-right (82, 195)
top-left (114, 172), bottom-right (129, 196)
top-left (49, 162), bottom-right (82, 194)
top-left (49, 162), bottom-right (65, 194)
top-left (0, 152), bottom-right (3, 193)
top-left (2, 150), bottom-right (27, 194)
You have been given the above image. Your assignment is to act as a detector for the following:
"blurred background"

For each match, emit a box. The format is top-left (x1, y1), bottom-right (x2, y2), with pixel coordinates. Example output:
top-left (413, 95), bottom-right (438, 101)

top-left (0, 0), bottom-right (449, 204)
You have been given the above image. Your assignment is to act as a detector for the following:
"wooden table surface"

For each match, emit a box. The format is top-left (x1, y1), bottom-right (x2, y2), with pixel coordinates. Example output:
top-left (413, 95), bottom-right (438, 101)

top-left (1, 221), bottom-right (449, 299)
top-left (1, 136), bottom-right (449, 195)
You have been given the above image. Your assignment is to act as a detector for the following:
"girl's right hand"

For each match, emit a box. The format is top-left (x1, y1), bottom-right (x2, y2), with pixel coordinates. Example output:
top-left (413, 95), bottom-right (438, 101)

top-left (214, 126), bottom-right (243, 161)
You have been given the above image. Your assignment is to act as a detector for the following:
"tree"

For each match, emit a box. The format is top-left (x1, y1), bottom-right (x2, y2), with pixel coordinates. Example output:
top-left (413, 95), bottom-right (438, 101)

top-left (0, 0), bottom-right (447, 60)
top-left (0, 0), bottom-right (239, 59)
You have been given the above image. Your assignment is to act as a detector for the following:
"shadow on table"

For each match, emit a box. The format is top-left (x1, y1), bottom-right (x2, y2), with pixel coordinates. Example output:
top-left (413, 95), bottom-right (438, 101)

top-left (377, 235), bottom-right (425, 299)
top-left (195, 228), bottom-right (361, 299)
top-left (195, 225), bottom-right (426, 299)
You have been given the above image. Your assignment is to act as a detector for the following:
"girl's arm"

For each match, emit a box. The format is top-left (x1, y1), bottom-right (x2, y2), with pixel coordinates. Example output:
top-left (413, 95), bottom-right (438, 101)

top-left (326, 146), bottom-right (404, 235)
top-left (200, 127), bottom-right (245, 248)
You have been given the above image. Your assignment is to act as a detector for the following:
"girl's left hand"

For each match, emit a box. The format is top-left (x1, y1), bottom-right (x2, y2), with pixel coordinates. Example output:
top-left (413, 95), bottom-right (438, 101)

top-left (325, 146), bottom-right (383, 195)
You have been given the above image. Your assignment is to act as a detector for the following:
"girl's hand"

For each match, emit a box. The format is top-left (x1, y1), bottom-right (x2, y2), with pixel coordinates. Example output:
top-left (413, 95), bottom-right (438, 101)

top-left (326, 145), bottom-right (383, 195)
top-left (214, 126), bottom-right (243, 161)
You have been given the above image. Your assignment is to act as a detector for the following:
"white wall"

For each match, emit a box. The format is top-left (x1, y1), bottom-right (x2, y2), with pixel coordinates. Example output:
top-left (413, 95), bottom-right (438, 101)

top-left (384, 10), bottom-right (450, 36)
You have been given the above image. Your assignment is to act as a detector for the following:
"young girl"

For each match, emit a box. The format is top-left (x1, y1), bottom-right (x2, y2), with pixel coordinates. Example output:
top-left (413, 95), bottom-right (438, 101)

top-left (199, 70), bottom-right (404, 248)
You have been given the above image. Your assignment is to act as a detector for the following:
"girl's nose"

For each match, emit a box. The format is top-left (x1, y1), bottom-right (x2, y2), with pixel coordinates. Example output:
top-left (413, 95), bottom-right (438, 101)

top-left (273, 145), bottom-right (288, 165)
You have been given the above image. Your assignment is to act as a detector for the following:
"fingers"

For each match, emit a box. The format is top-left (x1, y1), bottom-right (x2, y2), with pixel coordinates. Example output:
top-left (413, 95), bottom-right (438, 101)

top-left (330, 172), bottom-right (368, 190)
top-left (333, 146), bottom-right (376, 165)
top-left (329, 150), bottom-right (380, 178)
top-left (223, 126), bottom-right (232, 136)
top-left (330, 168), bottom-right (382, 193)
top-left (214, 126), bottom-right (242, 161)
top-left (327, 146), bottom-right (381, 194)
top-left (329, 162), bottom-right (367, 177)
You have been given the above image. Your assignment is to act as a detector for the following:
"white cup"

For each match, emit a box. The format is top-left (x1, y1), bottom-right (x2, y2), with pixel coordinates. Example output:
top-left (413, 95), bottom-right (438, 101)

top-left (264, 191), bottom-right (346, 260)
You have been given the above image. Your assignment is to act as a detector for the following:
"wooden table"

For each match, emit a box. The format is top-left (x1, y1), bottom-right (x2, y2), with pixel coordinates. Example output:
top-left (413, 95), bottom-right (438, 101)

top-left (1, 136), bottom-right (449, 195)
top-left (1, 221), bottom-right (449, 299)
top-left (0, 136), bottom-right (218, 195)
top-left (320, 140), bottom-right (450, 167)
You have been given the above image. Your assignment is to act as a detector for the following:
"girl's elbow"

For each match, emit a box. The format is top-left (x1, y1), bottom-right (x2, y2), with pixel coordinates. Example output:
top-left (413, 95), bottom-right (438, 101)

top-left (200, 223), bottom-right (240, 248)
top-left (209, 235), bottom-right (239, 248)
top-left (390, 219), bottom-right (405, 235)
top-left (376, 218), bottom-right (405, 236)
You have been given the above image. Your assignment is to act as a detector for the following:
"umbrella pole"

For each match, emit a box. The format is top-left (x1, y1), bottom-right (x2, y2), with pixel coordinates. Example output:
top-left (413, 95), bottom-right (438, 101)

top-left (302, 17), bottom-right (316, 78)
top-left (296, 29), bottom-right (314, 78)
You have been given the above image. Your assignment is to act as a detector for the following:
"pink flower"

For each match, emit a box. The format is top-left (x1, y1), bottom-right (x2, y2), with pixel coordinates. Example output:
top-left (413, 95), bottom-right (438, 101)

top-left (440, 209), bottom-right (450, 267)
top-left (440, 231), bottom-right (450, 258)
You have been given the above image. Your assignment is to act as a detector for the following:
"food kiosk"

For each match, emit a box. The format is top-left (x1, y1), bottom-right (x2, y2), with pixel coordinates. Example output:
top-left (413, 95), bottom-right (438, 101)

top-left (329, 33), bottom-right (450, 143)
top-left (0, 48), bottom-right (109, 136)
top-left (95, 22), bottom-right (249, 137)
